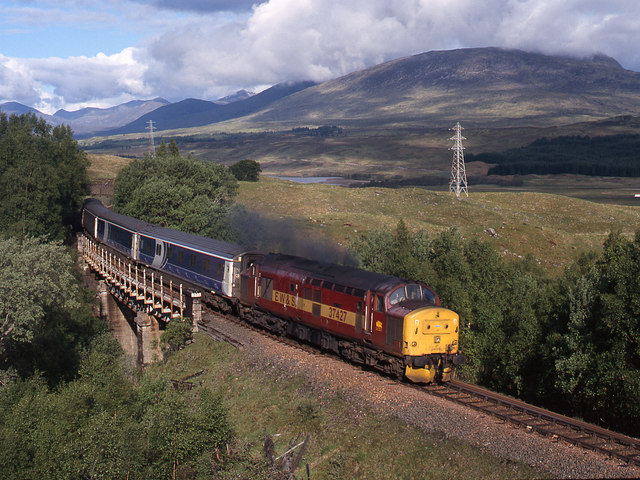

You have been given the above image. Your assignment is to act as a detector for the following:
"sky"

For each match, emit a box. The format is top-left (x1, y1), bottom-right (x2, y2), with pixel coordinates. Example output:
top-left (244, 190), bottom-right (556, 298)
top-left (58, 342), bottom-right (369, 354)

top-left (1, 0), bottom-right (640, 114)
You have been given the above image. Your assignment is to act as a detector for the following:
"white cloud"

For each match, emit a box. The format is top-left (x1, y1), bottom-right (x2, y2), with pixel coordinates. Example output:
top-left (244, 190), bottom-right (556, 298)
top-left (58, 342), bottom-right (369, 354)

top-left (2, 48), bottom-right (150, 113)
top-left (2, 0), bottom-right (640, 113)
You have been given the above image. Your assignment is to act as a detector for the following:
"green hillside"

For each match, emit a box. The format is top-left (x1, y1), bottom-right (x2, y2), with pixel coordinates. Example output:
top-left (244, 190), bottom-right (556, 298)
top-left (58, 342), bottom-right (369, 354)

top-left (236, 177), bottom-right (640, 270)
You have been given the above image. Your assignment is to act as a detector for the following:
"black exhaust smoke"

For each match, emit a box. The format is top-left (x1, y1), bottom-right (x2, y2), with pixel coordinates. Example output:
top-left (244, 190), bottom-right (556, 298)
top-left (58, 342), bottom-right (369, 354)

top-left (229, 207), bottom-right (357, 266)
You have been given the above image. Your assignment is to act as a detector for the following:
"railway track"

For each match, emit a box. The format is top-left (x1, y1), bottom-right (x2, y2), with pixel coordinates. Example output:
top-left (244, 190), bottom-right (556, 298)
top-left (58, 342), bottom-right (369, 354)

top-left (198, 311), bottom-right (640, 467)
top-left (427, 380), bottom-right (640, 467)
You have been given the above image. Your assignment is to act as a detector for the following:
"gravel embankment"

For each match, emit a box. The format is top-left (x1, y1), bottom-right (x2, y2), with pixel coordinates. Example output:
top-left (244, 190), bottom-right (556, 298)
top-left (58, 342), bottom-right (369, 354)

top-left (202, 313), bottom-right (640, 479)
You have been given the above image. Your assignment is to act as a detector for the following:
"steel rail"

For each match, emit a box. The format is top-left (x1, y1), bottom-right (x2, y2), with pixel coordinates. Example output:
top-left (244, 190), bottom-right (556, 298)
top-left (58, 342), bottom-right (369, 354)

top-left (428, 379), bottom-right (640, 466)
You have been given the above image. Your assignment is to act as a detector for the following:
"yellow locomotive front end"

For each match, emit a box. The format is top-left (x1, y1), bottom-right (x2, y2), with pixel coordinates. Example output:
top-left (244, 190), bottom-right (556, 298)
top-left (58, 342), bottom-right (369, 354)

top-left (402, 307), bottom-right (464, 383)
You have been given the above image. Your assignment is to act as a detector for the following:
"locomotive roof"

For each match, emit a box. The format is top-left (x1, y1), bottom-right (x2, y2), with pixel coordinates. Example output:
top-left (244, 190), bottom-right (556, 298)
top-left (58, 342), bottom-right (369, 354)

top-left (83, 198), bottom-right (249, 259)
top-left (260, 253), bottom-right (405, 291)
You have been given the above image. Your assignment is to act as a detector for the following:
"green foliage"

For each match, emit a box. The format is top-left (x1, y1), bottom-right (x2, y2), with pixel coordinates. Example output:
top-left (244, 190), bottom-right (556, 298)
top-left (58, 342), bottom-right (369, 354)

top-left (113, 154), bottom-right (238, 240)
top-left (553, 231), bottom-right (640, 433)
top-left (0, 236), bottom-right (107, 386)
top-left (156, 139), bottom-right (168, 156)
top-left (0, 112), bottom-right (89, 239)
top-left (0, 334), bottom-right (232, 479)
top-left (168, 138), bottom-right (180, 157)
top-left (161, 318), bottom-right (193, 353)
top-left (0, 237), bottom-right (80, 347)
top-left (350, 220), bottom-right (437, 284)
top-left (470, 134), bottom-right (640, 177)
top-left (229, 159), bottom-right (262, 181)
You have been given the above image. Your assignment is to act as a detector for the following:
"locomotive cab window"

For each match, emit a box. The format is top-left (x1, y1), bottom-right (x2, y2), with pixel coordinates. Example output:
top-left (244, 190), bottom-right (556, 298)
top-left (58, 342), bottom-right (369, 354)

top-left (406, 283), bottom-right (421, 300)
top-left (389, 287), bottom-right (406, 305)
top-left (389, 284), bottom-right (437, 305)
top-left (422, 286), bottom-right (436, 304)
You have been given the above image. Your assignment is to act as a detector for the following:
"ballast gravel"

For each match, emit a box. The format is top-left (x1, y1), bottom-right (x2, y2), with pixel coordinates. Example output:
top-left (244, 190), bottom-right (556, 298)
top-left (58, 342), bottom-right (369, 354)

top-left (202, 314), bottom-right (640, 479)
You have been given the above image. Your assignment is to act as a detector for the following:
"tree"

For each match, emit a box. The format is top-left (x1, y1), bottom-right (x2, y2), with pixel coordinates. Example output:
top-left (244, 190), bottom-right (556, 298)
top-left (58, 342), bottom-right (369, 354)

top-left (554, 231), bottom-right (640, 435)
top-left (156, 139), bottom-right (168, 157)
top-left (168, 138), bottom-right (180, 157)
top-left (113, 154), bottom-right (238, 240)
top-left (0, 237), bottom-right (80, 355)
top-left (0, 334), bottom-right (233, 479)
top-left (0, 113), bottom-right (89, 240)
top-left (160, 318), bottom-right (193, 353)
top-left (229, 159), bottom-right (262, 181)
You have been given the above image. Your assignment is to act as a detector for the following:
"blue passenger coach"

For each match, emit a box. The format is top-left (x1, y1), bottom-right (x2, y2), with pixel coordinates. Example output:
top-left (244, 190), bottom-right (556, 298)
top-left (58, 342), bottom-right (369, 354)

top-left (82, 199), bottom-right (256, 299)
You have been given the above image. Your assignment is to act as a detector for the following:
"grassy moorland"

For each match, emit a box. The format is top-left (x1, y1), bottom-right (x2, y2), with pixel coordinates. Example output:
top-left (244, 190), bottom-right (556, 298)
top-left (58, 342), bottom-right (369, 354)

top-left (86, 153), bottom-right (133, 179)
top-left (236, 176), bottom-right (640, 270)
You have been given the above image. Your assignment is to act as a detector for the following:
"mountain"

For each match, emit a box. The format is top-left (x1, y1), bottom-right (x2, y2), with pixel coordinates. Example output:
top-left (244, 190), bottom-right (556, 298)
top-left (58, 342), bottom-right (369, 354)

top-left (1, 98), bottom-right (170, 136)
top-left (238, 47), bottom-right (640, 128)
top-left (55, 98), bottom-right (170, 136)
top-left (0, 102), bottom-right (60, 127)
top-left (99, 81), bottom-right (316, 136)
top-left (215, 89), bottom-right (255, 104)
top-left (0, 101), bottom-right (48, 117)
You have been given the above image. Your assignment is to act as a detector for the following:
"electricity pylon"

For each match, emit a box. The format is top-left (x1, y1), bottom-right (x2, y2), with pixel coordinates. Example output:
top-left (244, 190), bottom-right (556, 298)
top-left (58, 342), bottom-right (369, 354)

top-left (146, 120), bottom-right (156, 156)
top-left (449, 122), bottom-right (468, 198)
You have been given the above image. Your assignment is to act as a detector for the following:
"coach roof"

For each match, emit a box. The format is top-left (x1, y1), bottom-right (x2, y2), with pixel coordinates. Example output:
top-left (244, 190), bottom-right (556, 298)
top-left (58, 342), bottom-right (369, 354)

top-left (83, 198), bottom-right (249, 260)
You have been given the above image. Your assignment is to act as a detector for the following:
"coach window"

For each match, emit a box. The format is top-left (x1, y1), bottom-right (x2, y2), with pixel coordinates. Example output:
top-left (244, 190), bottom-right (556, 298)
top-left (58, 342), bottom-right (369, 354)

top-left (156, 244), bottom-right (162, 256)
top-left (190, 254), bottom-right (196, 267)
top-left (177, 250), bottom-right (184, 264)
top-left (203, 258), bottom-right (210, 273)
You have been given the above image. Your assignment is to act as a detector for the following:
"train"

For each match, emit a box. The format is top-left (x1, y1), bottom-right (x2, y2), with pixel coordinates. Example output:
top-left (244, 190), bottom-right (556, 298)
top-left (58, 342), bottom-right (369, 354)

top-left (81, 198), bottom-right (464, 383)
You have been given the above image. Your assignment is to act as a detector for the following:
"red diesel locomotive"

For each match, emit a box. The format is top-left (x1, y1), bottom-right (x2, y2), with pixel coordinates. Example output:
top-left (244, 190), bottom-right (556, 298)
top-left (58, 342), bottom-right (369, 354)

top-left (238, 253), bottom-right (464, 383)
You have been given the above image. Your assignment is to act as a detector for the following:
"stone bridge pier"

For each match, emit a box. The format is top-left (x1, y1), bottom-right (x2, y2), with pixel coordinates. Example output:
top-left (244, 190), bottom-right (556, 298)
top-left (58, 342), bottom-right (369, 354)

top-left (97, 281), bottom-right (163, 365)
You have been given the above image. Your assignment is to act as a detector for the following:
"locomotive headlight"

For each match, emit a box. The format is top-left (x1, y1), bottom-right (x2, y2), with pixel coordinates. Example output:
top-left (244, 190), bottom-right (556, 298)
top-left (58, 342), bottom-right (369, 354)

top-left (434, 336), bottom-right (440, 343)
top-left (411, 341), bottom-right (417, 347)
